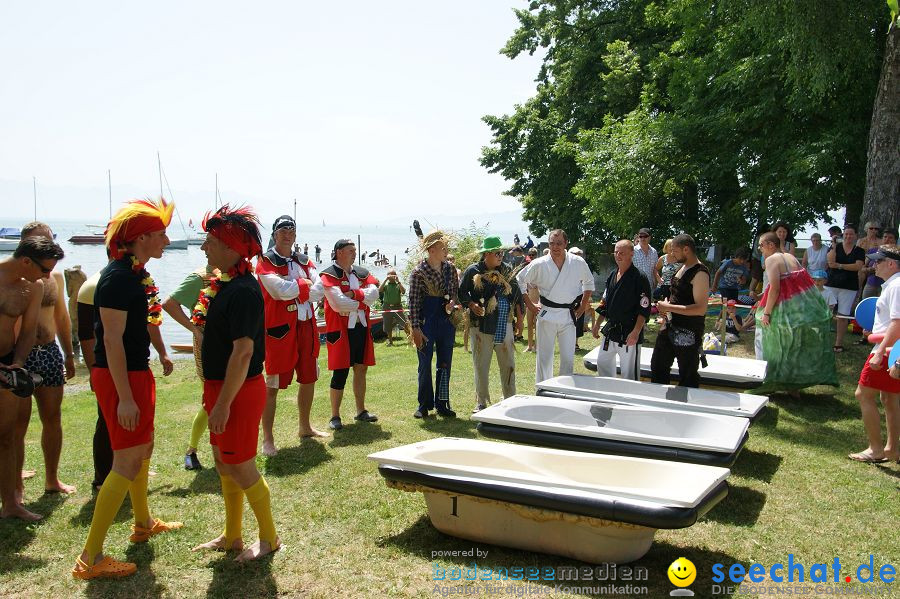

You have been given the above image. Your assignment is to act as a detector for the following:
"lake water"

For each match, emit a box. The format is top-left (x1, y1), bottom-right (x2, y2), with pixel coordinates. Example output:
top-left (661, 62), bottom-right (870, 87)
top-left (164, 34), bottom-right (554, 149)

top-left (1, 219), bottom-right (533, 350)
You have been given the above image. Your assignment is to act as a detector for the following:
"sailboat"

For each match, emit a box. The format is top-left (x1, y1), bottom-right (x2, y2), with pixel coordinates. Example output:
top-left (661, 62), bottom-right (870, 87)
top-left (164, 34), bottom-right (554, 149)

top-left (186, 174), bottom-right (222, 245)
top-left (69, 173), bottom-right (111, 245)
top-left (157, 153), bottom-right (188, 250)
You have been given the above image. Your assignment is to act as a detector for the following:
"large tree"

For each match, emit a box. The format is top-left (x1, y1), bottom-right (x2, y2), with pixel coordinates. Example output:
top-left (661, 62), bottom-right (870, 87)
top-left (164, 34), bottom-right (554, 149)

top-left (483, 0), bottom-right (889, 250)
top-left (861, 5), bottom-right (900, 230)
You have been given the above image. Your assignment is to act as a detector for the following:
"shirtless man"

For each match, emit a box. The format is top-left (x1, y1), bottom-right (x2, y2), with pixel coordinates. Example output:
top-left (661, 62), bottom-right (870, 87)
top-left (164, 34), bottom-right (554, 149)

top-left (18, 223), bottom-right (76, 496)
top-left (0, 236), bottom-right (64, 520)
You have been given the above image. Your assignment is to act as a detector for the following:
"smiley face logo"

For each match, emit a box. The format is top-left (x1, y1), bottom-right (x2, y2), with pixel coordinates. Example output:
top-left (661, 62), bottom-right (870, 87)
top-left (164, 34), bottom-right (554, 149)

top-left (668, 557), bottom-right (696, 587)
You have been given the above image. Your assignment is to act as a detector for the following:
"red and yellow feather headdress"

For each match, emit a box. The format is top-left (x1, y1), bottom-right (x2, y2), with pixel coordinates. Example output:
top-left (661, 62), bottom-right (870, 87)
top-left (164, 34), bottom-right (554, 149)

top-left (105, 197), bottom-right (174, 259)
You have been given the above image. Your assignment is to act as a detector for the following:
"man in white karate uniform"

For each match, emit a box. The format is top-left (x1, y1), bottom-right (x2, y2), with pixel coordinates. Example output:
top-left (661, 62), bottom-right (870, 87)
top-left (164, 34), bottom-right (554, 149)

top-left (516, 229), bottom-right (594, 383)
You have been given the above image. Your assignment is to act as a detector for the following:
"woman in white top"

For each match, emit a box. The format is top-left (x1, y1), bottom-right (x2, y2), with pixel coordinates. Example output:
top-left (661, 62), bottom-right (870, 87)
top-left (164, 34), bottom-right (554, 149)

top-left (801, 232), bottom-right (828, 280)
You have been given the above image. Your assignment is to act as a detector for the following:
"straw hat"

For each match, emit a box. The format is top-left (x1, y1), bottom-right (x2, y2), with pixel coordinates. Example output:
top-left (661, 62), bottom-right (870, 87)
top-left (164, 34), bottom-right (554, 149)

top-left (420, 229), bottom-right (449, 251)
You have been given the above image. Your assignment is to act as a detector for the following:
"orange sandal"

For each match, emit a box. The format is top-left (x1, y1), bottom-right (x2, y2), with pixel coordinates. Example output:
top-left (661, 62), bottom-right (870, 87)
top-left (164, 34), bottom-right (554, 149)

top-left (72, 556), bottom-right (137, 579)
top-left (129, 518), bottom-right (183, 543)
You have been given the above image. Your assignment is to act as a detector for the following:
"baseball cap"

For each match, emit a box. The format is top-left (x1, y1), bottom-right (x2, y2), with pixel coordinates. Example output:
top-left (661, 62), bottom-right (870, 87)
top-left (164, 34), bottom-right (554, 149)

top-left (333, 239), bottom-right (354, 252)
top-left (869, 245), bottom-right (900, 262)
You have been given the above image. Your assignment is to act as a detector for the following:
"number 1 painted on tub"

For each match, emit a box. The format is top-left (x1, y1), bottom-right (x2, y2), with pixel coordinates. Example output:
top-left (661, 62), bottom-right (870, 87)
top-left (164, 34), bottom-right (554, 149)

top-left (450, 496), bottom-right (458, 517)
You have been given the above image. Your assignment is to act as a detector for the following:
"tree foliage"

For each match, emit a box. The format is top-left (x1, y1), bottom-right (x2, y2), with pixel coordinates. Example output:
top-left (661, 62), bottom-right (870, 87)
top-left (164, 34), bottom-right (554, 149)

top-left (482, 0), bottom-right (890, 251)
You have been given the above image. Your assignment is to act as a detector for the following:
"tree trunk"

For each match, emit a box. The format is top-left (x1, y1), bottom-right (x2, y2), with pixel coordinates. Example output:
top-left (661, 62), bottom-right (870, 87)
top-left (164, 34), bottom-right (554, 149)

top-left (861, 22), bottom-right (900, 231)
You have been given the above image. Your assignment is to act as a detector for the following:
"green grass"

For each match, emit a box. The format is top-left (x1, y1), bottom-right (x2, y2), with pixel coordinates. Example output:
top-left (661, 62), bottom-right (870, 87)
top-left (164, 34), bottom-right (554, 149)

top-left (1, 317), bottom-right (898, 598)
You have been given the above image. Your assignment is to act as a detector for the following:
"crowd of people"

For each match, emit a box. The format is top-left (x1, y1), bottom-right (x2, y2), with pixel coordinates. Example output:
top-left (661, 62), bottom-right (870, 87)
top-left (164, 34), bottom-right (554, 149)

top-left (0, 204), bottom-right (898, 580)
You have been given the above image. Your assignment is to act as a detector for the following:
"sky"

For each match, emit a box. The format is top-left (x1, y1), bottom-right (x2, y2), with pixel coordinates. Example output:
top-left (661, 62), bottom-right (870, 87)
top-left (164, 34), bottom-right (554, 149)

top-left (0, 1), bottom-right (543, 227)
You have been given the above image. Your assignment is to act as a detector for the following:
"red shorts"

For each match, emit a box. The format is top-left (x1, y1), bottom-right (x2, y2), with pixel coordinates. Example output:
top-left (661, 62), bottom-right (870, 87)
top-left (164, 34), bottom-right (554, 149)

top-left (269, 318), bottom-right (320, 388)
top-left (203, 375), bottom-right (266, 464)
top-left (91, 367), bottom-right (155, 450)
top-left (859, 352), bottom-right (900, 394)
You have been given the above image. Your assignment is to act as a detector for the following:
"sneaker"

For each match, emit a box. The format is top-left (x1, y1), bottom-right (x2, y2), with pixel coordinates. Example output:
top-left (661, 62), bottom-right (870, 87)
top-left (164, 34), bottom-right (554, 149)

top-left (354, 410), bottom-right (378, 422)
top-left (184, 452), bottom-right (202, 471)
top-left (436, 408), bottom-right (457, 418)
top-left (472, 404), bottom-right (486, 414)
top-left (329, 416), bottom-right (343, 430)
top-left (414, 409), bottom-right (428, 419)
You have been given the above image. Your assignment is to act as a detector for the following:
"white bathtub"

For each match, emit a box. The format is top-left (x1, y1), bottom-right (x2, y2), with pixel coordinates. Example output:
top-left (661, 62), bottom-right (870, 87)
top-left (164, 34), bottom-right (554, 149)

top-left (583, 345), bottom-right (767, 388)
top-left (370, 437), bottom-right (729, 563)
top-left (537, 374), bottom-right (768, 420)
top-left (472, 394), bottom-right (749, 465)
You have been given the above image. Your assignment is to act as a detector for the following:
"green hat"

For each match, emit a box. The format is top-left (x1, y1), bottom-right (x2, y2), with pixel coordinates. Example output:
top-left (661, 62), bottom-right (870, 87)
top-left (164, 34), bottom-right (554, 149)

top-left (477, 236), bottom-right (506, 253)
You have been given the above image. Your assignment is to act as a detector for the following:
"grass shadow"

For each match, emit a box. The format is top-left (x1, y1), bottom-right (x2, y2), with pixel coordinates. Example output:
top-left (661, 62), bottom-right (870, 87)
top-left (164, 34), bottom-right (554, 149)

top-left (263, 441), bottom-right (334, 477)
top-left (420, 416), bottom-right (479, 438)
top-left (704, 484), bottom-right (767, 527)
top-left (204, 549), bottom-right (278, 598)
top-left (771, 392), bottom-right (857, 423)
top-left (730, 449), bottom-right (783, 482)
top-left (752, 404), bottom-right (779, 431)
top-left (162, 467), bottom-right (222, 498)
top-left (328, 423), bottom-right (392, 448)
top-left (0, 509), bottom-right (48, 575)
top-left (771, 420), bottom-right (861, 454)
top-left (70, 490), bottom-right (133, 527)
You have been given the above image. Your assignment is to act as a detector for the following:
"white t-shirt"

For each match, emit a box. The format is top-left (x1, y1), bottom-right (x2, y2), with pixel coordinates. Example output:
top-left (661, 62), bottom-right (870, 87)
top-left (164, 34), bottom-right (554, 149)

top-left (804, 245), bottom-right (828, 273)
top-left (872, 271), bottom-right (900, 336)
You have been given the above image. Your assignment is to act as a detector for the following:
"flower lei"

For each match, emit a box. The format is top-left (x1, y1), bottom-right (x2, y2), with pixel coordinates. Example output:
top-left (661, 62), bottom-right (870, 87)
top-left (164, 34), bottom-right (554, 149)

top-left (190, 261), bottom-right (250, 330)
top-left (131, 256), bottom-right (163, 326)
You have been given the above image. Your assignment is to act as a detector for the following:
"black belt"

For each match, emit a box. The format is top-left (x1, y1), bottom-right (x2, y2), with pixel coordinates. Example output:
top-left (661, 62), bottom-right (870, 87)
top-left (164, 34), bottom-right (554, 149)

top-left (540, 296), bottom-right (580, 327)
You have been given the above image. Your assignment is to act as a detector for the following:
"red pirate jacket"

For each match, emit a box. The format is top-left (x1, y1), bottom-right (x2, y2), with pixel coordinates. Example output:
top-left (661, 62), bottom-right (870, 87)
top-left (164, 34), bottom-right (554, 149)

top-left (256, 250), bottom-right (320, 375)
top-left (319, 263), bottom-right (378, 370)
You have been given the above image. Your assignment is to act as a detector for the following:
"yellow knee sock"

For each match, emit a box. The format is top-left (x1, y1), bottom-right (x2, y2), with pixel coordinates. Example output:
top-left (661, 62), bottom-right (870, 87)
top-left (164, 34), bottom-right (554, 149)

top-left (220, 474), bottom-right (244, 545)
top-left (129, 459), bottom-right (151, 526)
top-left (83, 471), bottom-right (132, 562)
top-left (244, 476), bottom-right (277, 546)
top-left (189, 408), bottom-right (208, 449)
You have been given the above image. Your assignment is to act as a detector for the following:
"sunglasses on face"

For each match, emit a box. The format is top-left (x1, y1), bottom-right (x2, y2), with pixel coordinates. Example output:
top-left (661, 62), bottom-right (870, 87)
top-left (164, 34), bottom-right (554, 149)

top-left (33, 260), bottom-right (53, 275)
top-left (638, 234), bottom-right (649, 238)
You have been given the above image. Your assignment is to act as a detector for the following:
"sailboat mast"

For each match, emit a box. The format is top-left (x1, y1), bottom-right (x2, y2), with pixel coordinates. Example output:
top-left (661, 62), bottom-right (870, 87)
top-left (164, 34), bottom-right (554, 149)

top-left (157, 151), bottom-right (163, 199)
top-left (32, 176), bottom-right (37, 220)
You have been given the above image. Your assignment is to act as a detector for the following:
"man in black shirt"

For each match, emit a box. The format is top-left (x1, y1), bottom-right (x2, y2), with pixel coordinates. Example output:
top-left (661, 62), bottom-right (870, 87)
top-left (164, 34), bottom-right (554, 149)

top-left (591, 240), bottom-right (651, 380)
top-left (74, 197), bottom-right (181, 580)
top-left (191, 205), bottom-right (280, 563)
top-left (651, 234), bottom-right (710, 388)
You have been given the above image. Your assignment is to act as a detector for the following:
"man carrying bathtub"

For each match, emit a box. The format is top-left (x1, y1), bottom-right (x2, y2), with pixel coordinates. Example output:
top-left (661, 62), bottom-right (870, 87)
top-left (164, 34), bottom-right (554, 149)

top-left (516, 229), bottom-right (594, 384)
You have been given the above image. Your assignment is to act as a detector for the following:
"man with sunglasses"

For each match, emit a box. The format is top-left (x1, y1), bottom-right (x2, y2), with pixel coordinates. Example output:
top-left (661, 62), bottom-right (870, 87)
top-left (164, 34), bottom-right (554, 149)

top-left (849, 245), bottom-right (900, 463)
top-left (458, 236), bottom-right (523, 412)
top-left (0, 235), bottom-right (64, 520)
top-left (16, 223), bottom-right (78, 501)
top-left (256, 215), bottom-right (327, 455)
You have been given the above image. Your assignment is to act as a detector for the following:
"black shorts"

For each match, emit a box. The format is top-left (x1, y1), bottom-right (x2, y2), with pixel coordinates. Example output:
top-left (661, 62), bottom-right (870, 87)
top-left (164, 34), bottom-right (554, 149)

top-left (348, 323), bottom-right (368, 366)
